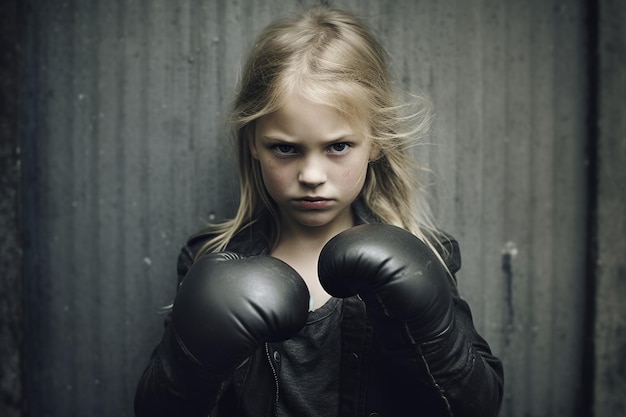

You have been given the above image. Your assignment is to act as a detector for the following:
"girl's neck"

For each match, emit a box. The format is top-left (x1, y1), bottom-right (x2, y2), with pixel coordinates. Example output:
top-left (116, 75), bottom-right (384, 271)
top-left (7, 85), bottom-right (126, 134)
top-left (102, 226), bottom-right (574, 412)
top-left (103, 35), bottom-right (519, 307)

top-left (271, 224), bottom-right (351, 311)
top-left (276, 219), bottom-right (354, 253)
top-left (270, 216), bottom-right (356, 310)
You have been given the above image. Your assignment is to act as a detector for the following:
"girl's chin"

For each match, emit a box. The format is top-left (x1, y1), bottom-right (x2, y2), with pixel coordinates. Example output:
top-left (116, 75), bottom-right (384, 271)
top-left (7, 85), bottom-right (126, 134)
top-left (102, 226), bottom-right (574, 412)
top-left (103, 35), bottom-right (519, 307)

top-left (282, 211), bottom-right (353, 231)
top-left (293, 217), bottom-right (334, 229)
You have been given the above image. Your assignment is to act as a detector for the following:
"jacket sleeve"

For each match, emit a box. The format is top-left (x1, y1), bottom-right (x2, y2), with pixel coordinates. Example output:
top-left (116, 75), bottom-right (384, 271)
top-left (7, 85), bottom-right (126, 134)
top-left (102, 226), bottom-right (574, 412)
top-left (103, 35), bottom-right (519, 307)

top-left (134, 236), bottom-right (231, 417)
top-left (416, 236), bottom-right (504, 417)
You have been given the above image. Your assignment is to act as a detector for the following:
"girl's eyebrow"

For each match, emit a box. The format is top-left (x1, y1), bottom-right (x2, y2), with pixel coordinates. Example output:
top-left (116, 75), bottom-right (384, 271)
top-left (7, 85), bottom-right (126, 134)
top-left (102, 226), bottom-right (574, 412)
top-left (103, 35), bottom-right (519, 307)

top-left (260, 135), bottom-right (295, 143)
top-left (260, 134), bottom-right (357, 144)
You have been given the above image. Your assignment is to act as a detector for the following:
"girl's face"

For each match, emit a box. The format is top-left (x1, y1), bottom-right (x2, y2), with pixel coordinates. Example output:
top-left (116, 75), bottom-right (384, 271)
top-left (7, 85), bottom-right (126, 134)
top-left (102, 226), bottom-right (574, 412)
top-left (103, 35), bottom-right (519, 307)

top-left (250, 94), bottom-right (375, 235)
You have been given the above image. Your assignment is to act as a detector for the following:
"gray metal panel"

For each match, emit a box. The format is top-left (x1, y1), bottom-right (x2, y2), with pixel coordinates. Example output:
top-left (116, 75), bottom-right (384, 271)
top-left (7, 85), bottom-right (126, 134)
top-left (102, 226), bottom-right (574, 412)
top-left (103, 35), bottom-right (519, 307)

top-left (0, 1), bottom-right (25, 417)
top-left (20, 0), bottom-right (590, 416)
top-left (594, 0), bottom-right (626, 414)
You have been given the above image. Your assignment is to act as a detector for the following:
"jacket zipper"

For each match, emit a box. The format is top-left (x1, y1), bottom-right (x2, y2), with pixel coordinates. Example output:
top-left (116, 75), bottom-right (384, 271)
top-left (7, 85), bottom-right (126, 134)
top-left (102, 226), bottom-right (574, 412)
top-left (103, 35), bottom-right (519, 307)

top-left (265, 343), bottom-right (280, 415)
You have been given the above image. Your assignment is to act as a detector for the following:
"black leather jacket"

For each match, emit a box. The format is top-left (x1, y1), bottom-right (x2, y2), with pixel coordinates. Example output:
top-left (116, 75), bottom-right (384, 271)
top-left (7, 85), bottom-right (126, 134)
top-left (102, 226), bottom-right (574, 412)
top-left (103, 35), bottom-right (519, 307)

top-left (135, 208), bottom-right (504, 417)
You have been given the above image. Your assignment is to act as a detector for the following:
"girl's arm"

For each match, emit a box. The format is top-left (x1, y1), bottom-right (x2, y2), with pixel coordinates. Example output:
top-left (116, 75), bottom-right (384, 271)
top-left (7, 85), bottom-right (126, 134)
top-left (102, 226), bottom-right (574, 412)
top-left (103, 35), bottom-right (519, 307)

top-left (319, 223), bottom-right (504, 417)
top-left (134, 319), bottom-right (228, 417)
top-left (134, 250), bottom-right (310, 417)
top-left (134, 245), bottom-right (230, 417)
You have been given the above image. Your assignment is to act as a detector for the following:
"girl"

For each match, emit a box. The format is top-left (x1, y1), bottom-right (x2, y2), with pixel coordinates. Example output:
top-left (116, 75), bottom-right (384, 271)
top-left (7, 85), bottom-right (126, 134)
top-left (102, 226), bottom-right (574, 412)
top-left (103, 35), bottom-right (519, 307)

top-left (135, 6), bottom-right (503, 417)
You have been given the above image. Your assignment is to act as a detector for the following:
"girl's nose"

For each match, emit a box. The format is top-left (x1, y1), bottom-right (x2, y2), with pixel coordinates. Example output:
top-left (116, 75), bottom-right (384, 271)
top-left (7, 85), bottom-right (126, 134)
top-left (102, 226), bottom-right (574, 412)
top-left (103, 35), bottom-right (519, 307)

top-left (298, 157), bottom-right (327, 188)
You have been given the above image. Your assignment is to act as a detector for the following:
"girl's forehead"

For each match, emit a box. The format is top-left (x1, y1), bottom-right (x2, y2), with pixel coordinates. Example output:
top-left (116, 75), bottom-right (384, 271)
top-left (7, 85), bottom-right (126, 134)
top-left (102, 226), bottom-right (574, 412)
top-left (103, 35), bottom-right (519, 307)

top-left (270, 86), bottom-right (371, 136)
top-left (256, 94), bottom-right (355, 140)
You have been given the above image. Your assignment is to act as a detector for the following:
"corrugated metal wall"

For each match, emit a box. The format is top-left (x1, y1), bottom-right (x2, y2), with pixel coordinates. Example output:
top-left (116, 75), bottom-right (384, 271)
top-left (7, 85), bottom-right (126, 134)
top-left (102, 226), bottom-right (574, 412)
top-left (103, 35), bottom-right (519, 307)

top-left (19, 0), bottom-right (593, 416)
top-left (1, 0), bottom-right (25, 415)
top-left (594, 0), bottom-right (626, 415)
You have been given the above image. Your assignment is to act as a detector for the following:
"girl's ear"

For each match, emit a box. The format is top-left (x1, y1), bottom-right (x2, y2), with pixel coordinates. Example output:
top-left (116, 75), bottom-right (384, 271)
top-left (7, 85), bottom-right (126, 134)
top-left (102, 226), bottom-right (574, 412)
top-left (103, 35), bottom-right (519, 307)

top-left (369, 143), bottom-right (381, 162)
top-left (248, 129), bottom-right (259, 160)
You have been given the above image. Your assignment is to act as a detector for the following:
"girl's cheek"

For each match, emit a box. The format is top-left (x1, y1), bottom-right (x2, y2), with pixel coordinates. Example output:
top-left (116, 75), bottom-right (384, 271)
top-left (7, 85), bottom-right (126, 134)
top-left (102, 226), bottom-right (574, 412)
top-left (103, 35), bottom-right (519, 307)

top-left (339, 166), bottom-right (366, 191)
top-left (264, 163), bottom-right (292, 190)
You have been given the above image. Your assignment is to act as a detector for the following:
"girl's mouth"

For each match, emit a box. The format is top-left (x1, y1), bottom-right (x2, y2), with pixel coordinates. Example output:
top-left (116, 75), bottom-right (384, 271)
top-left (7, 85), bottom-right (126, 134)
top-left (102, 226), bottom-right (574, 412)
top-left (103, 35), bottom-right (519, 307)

top-left (292, 197), bottom-right (332, 209)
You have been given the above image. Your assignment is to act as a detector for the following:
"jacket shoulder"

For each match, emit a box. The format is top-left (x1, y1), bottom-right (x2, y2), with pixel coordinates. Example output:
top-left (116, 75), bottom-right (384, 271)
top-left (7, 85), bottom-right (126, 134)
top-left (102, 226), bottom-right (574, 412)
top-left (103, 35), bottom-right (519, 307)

top-left (176, 228), bottom-right (217, 286)
top-left (430, 230), bottom-right (461, 275)
top-left (176, 223), bottom-right (272, 286)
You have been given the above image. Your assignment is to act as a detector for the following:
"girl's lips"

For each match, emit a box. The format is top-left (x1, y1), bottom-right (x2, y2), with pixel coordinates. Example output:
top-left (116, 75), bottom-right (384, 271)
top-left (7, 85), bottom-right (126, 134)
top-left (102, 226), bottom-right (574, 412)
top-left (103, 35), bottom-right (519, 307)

top-left (292, 198), bottom-right (332, 209)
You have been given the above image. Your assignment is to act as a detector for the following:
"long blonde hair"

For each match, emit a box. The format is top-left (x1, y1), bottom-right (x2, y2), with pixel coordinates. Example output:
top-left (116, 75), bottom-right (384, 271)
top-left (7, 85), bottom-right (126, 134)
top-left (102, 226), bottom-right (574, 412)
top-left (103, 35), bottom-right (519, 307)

top-left (196, 6), bottom-right (441, 258)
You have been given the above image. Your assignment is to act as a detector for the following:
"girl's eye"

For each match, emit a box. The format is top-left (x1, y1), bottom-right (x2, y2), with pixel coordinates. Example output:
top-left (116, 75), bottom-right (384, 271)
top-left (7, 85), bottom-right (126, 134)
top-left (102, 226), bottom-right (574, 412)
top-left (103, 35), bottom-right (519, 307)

top-left (328, 143), bottom-right (351, 154)
top-left (273, 144), bottom-right (297, 155)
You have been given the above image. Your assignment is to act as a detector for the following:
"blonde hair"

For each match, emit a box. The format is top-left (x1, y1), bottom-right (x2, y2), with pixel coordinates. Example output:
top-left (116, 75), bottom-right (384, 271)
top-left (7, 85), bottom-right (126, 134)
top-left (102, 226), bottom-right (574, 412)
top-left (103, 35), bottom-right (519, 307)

top-left (196, 6), bottom-right (442, 258)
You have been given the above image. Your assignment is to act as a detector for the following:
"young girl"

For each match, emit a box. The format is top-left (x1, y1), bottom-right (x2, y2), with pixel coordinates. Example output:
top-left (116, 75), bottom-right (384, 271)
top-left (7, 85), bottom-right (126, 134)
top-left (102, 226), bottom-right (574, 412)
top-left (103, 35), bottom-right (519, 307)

top-left (135, 7), bottom-right (503, 417)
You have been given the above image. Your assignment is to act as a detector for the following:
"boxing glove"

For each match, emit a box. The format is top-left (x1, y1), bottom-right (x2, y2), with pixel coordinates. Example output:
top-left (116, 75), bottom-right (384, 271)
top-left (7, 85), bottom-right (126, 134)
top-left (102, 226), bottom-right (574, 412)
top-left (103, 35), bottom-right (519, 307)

top-left (172, 252), bottom-right (310, 375)
top-left (135, 252), bottom-right (309, 417)
top-left (318, 223), bottom-right (454, 347)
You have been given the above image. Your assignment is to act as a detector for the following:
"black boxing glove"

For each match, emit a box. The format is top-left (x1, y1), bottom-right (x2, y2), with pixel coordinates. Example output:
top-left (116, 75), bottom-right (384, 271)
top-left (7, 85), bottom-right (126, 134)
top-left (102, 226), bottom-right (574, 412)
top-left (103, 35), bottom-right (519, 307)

top-left (319, 224), bottom-right (505, 417)
top-left (173, 252), bottom-right (309, 372)
top-left (318, 223), bottom-right (454, 350)
top-left (135, 252), bottom-right (309, 416)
